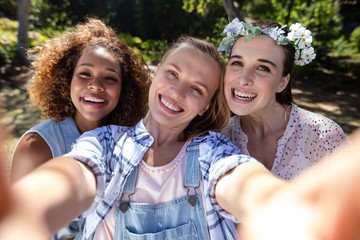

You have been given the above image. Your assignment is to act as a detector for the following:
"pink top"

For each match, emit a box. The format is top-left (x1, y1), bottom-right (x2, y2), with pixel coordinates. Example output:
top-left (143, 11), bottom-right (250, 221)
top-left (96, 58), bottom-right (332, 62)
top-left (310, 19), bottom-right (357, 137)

top-left (222, 104), bottom-right (348, 180)
top-left (93, 142), bottom-right (192, 239)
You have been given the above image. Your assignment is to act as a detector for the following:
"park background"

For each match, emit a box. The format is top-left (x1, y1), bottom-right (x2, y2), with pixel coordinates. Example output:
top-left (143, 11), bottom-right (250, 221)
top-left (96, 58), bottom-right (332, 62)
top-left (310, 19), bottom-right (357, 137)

top-left (0, 0), bottom-right (359, 172)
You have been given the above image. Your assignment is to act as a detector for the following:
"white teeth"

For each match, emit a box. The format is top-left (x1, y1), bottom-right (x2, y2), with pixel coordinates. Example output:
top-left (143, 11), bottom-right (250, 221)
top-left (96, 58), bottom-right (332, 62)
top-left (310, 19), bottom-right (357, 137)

top-left (84, 96), bottom-right (106, 103)
top-left (161, 97), bottom-right (182, 112)
top-left (233, 89), bottom-right (256, 99)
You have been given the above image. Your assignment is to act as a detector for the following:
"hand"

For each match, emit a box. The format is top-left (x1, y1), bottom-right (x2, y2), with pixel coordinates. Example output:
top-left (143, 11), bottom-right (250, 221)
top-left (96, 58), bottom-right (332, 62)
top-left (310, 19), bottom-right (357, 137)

top-left (240, 129), bottom-right (360, 240)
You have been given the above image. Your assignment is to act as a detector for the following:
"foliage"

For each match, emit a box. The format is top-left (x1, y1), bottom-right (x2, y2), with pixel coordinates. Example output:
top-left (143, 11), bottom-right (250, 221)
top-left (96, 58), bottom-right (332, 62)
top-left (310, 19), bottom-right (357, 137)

top-left (118, 33), bottom-right (168, 64)
top-left (350, 27), bottom-right (360, 54)
top-left (31, 0), bottom-right (72, 31)
top-left (0, 18), bottom-right (18, 64)
top-left (182, 0), bottom-right (222, 16)
top-left (0, 0), bottom-right (357, 71)
top-left (0, 0), bottom-right (16, 19)
top-left (20, 0), bottom-right (224, 43)
top-left (0, 17), bottom-right (50, 66)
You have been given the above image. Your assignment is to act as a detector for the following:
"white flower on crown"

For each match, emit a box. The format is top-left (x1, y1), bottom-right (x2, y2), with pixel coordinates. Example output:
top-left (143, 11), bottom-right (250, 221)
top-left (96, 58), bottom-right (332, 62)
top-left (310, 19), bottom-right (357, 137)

top-left (225, 18), bottom-right (246, 37)
top-left (218, 18), bottom-right (316, 66)
top-left (301, 47), bottom-right (316, 65)
top-left (266, 26), bottom-right (286, 43)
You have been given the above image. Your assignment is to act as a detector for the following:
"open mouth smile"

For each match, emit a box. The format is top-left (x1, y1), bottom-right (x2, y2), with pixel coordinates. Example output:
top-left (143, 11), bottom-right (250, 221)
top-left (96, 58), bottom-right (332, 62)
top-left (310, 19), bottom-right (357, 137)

top-left (233, 89), bottom-right (257, 100)
top-left (160, 95), bottom-right (183, 112)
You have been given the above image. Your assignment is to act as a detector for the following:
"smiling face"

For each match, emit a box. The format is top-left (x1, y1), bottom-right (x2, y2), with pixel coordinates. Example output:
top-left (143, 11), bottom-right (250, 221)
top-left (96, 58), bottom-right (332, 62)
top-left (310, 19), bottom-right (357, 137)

top-left (147, 45), bottom-right (220, 131)
top-left (224, 35), bottom-right (290, 117)
top-left (70, 46), bottom-right (122, 131)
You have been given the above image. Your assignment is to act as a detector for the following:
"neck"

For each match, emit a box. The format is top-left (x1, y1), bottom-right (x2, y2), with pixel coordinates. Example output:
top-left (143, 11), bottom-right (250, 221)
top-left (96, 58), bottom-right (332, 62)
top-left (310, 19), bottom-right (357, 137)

top-left (73, 114), bottom-right (102, 134)
top-left (143, 113), bottom-right (185, 147)
top-left (240, 103), bottom-right (290, 138)
top-left (142, 113), bottom-right (186, 167)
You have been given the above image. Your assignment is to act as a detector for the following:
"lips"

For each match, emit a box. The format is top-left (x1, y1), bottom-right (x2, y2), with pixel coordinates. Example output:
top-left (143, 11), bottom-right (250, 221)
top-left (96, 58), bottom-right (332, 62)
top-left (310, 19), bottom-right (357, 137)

top-left (83, 95), bottom-right (106, 103)
top-left (82, 95), bottom-right (108, 106)
top-left (233, 89), bottom-right (257, 100)
top-left (160, 95), bottom-right (183, 112)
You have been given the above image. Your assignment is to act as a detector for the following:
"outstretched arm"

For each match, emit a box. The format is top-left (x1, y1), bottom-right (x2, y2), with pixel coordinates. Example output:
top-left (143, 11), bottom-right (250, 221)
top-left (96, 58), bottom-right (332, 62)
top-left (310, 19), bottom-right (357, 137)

top-left (0, 156), bottom-right (96, 240)
top-left (216, 129), bottom-right (360, 240)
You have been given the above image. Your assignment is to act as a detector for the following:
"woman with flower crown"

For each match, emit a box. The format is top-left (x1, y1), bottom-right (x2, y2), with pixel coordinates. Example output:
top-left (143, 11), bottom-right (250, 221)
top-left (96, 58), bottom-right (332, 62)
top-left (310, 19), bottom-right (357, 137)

top-left (220, 19), bottom-right (349, 180)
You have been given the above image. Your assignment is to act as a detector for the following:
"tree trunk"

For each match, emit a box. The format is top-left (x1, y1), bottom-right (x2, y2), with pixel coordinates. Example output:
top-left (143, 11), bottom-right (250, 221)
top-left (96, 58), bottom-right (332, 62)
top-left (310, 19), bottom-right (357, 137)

top-left (17, 0), bottom-right (31, 64)
top-left (222, 0), bottom-right (244, 21)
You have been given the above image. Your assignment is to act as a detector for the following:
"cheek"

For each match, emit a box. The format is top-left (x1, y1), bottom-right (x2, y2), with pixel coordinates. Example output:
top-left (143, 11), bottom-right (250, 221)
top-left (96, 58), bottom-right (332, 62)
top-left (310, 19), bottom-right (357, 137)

top-left (69, 87), bottom-right (77, 105)
top-left (70, 77), bottom-right (82, 93)
top-left (69, 81), bottom-right (76, 98)
top-left (109, 85), bottom-right (122, 101)
top-left (224, 69), bottom-right (236, 85)
top-left (224, 74), bottom-right (233, 96)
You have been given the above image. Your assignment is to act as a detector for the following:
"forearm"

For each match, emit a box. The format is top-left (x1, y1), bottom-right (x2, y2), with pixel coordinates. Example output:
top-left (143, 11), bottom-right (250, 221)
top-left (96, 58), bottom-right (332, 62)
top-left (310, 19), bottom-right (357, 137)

top-left (1, 157), bottom-right (96, 238)
top-left (215, 161), bottom-right (287, 220)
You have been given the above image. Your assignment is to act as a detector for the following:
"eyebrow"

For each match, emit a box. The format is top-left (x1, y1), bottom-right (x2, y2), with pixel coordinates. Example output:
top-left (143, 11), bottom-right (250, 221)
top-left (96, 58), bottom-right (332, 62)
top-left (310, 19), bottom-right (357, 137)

top-left (78, 63), bottom-right (119, 73)
top-left (194, 80), bottom-right (209, 92)
top-left (229, 54), bottom-right (277, 68)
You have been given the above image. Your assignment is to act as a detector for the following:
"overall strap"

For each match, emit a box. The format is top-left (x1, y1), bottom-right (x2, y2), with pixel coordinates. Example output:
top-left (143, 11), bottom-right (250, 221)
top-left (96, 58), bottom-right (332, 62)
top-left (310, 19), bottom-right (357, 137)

top-left (119, 167), bottom-right (138, 213)
top-left (185, 142), bottom-right (200, 189)
top-left (122, 167), bottom-right (138, 194)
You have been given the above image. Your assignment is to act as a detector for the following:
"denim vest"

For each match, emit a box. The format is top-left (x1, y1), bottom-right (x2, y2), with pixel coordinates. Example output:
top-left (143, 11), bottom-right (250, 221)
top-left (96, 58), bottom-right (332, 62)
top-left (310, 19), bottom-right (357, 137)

top-left (16, 117), bottom-right (80, 157)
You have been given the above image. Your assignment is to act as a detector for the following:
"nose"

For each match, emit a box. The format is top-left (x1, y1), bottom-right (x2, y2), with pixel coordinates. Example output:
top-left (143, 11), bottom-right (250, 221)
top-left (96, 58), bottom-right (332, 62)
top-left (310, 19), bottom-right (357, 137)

top-left (87, 78), bottom-right (104, 91)
top-left (169, 83), bottom-right (186, 101)
top-left (237, 68), bottom-right (253, 86)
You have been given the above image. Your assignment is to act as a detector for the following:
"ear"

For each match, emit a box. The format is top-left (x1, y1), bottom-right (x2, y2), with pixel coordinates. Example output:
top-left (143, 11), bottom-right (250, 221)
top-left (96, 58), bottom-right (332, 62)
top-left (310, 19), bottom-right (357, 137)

top-left (276, 74), bottom-right (290, 93)
top-left (199, 103), bottom-right (210, 116)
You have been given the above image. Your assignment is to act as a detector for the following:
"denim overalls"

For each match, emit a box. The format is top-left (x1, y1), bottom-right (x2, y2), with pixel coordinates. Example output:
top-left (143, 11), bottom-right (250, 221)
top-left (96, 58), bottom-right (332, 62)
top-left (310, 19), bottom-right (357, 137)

top-left (114, 143), bottom-right (210, 240)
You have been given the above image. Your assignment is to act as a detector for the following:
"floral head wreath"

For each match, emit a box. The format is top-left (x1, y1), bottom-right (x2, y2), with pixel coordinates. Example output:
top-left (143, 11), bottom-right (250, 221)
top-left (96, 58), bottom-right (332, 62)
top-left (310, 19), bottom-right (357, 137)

top-left (218, 18), bottom-right (316, 66)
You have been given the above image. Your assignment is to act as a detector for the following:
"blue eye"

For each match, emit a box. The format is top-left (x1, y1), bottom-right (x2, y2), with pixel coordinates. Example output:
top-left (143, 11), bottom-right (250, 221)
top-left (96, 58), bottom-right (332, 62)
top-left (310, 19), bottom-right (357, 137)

top-left (258, 66), bottom-right (270, 72)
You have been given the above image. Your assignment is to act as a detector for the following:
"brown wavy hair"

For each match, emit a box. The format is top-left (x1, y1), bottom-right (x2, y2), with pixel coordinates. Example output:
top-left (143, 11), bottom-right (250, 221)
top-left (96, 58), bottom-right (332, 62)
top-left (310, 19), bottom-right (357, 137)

top-left (27, 18), bottom-right (150, 126)
top-left (160, 36), bottom-right (230, 139)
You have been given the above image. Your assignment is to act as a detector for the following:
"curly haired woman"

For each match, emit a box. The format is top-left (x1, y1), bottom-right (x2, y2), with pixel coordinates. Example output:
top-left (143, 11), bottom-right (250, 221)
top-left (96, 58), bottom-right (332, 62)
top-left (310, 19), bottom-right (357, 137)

top-left (9, 18), bottom-right (150, 240)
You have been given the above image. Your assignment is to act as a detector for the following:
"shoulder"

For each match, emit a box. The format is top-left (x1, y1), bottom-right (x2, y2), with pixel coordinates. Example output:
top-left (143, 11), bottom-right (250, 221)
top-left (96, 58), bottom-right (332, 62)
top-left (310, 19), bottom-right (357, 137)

top-left (11, 132), bottom-right (52, 181)
top-left (193, 131), bottom-right (242, 156)
top-left (293, 105), bottom-right (347, 142)
top-left (75, 120), bottom-right (152, 148)
top-left (24, 118), bottom-right (68, 135)
top-left (295, 105), bottom-right (344, 132)
top-left (16, 132), bottom-right (48, 150)
top-left (28, 119), bottom-right (57, 130)
top-left (221, 115), bottom-right (239, 136)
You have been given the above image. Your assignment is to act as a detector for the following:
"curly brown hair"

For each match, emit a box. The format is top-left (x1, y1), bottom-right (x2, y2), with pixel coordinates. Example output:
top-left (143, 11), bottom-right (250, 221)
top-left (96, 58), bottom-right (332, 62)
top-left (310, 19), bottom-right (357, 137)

top-left (27, 18), bottom-right (150, 126)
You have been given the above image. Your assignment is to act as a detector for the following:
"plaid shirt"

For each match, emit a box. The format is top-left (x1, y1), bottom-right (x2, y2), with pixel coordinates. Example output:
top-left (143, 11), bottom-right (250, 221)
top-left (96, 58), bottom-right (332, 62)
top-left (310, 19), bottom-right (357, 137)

top-left (66, 120), bottom-right (257, 240)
